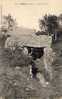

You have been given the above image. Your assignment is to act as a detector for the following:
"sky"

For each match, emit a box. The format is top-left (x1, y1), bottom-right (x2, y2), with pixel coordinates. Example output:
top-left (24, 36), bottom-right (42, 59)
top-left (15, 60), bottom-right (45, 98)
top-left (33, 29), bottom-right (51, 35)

top-left (0, 0), bottom-right (62, 30)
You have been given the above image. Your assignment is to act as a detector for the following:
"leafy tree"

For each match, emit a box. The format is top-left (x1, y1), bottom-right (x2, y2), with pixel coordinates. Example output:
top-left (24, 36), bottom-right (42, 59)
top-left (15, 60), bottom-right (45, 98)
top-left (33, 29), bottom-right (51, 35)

top-left (0, 14), bottom-right (17, 48)
top-left (39, 14), bottom-right (58, 35)
top-left (58, 14), bottom-right (62, 29)
top-left (1, 14), bottom-right (17, 33)
top-left (39, 14), bottom-right (48, 32)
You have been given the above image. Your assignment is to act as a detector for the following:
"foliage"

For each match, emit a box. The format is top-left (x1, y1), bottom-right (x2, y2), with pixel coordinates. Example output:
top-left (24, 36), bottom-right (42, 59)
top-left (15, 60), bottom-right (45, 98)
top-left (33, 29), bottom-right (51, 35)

top-left (1, 14), bottom-right (17, 32)
top-left (39, 14), bottom-right (58, 35)
top-left (0, 14), bottom-right (17, 48)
